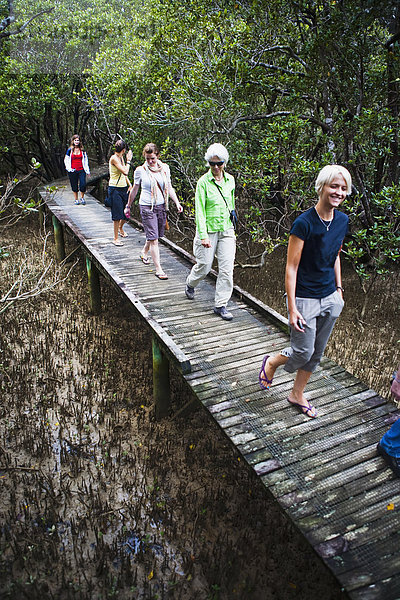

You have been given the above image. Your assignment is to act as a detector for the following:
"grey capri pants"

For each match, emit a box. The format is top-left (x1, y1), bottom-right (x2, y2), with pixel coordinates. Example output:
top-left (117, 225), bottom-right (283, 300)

top-left (282, 291), bottom-right (344, 373)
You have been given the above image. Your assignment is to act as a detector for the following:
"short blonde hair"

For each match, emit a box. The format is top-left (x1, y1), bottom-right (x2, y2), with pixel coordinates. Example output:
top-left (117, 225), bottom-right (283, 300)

top-left (315, 165), bottom-right (352, 196)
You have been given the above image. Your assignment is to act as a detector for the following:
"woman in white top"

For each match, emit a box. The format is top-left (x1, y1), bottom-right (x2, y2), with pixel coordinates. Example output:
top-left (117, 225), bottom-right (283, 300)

top-left (126, 143), bottom-right (182, 279)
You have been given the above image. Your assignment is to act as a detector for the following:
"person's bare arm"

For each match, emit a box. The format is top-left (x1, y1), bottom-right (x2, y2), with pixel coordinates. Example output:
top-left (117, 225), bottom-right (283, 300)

top-left (110, 149), bottom-right (133, 176)
top-left (285, 234), bottom-right (305, 331)
top-left (334, 253), bottom-right (343, 299)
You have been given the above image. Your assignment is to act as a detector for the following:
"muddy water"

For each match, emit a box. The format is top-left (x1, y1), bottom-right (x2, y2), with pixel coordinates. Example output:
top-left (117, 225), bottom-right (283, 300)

top-left (0, 214), bottom-right (395, 600)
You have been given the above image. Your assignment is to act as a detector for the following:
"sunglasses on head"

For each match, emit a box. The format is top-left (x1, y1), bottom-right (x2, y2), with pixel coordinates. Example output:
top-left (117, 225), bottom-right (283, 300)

top-left (209, 160), bottom-right (224, 166)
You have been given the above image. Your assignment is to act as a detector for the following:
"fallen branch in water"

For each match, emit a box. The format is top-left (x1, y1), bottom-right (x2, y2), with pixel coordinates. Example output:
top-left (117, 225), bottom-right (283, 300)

top-left (235, 245), bottom-right (280, 269)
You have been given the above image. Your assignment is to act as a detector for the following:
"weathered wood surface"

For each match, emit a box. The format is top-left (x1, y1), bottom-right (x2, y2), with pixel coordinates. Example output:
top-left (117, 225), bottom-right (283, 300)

top-left (40, 179), bottom-right (400, 600)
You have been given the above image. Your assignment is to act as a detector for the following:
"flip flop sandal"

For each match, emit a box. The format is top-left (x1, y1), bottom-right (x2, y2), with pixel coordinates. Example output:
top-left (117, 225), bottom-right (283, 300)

top-left (155, 273), bottom-right (168, 280)
top-left (113, 240), bottom-right (124, 246)
top-left (119, 231), bottom-right (128, 238)
top-left (259, 355), bottom-right (273, 390)
top-left (287, 398), bottom-right (317, 418)
top-left (140, 254), bottom-right (151, 265)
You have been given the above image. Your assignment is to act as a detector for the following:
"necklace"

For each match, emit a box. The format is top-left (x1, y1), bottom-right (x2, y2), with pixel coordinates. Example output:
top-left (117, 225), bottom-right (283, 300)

top-left (315, 207), bottom-right (333, 231)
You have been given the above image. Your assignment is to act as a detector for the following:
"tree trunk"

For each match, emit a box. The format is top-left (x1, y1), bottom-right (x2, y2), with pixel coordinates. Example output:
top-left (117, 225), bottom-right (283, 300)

top-left (386, 4), bottom-right (400, 184)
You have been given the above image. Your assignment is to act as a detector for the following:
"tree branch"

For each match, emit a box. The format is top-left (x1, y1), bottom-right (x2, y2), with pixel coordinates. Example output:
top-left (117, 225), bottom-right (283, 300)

top-left (0, 236), bottom-right (79, 315)
top-left (0, 5), bottom-right (54, 40)
top-left (255, 61), bottom-right (306, 78)
top-left (235, 247), bottom-right (278, 269)
top-left (253, 44), bottom-right (309, 70)
top-left (0, 165), bottom-right (40, 226)
top-left (385, 31), bottom-right (400, 50)
top-left (212, 111), bottom-right (329, 135)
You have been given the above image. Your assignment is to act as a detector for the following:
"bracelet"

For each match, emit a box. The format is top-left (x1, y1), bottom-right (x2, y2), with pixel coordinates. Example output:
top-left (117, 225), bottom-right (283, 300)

top-left (336, 285), bottom-right (344, 292)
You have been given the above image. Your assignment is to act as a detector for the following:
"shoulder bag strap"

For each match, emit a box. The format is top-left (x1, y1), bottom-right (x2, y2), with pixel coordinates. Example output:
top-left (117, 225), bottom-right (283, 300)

top-left (213, 180), bottom-right (230, 211)
top-left (154, 178), bottom-right (169, 208)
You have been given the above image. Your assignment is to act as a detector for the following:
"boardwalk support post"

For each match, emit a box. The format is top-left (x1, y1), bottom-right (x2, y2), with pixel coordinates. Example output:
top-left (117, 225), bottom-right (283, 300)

top-left (152, 336), bottom-right (170, 419)
top-left (86, 256), bottom-right (101, 314)
top-left (52, 215), bottom-right (65, 262)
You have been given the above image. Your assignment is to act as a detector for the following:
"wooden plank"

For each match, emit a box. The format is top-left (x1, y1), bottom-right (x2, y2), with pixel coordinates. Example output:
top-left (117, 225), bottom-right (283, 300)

top-left (349, 575), bottom-right (400, 600)
top-left (330, 540), bottom-right (400, 588)
top-left (226, 391), bottom-right (387, 462)
top-left (303, 485), bottom-right (400, 546)
top-left (206, 365), bottom-right (354, 406)
top-left (277, 454), bottom-right (397, 519)
top-left (177, 324), bottom-right (282, 349)
top-left (239, 406), bottom-right (397, 505)
top-left (256, 409), bottom-right (390, 496)
top-left (317, 510), bottom-right (400, 567)
top-left (178, 325), bottom-right (283, 347)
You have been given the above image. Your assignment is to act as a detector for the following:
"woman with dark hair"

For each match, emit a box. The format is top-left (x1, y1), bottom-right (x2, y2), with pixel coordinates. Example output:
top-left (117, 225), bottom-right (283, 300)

top-left (125, 142), bottom-right (182, 278)
top-left (64, 134), bottom-right (90, 205)
top-left (108, 139), bottom-right (132, 246)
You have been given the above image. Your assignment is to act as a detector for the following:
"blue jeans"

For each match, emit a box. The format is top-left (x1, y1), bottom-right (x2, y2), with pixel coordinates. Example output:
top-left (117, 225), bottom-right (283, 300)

top-left (380, 419), bottom-right (400, 458)
top-left (68, 170), bottom-right (86, 193)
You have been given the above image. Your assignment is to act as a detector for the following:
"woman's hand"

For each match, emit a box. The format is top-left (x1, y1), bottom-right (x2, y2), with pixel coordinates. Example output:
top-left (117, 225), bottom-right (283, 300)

top-left (175, 200), bottom-right (183, 213)
top-left (126, 149), bottom-right (133, 163)
top-left (289, 308), bottom-right (306, 332)
top-left (201, 238), bottom-right (211, 248)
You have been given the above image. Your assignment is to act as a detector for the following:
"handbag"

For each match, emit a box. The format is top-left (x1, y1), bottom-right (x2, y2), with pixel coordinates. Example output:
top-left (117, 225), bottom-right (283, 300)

top-left (154, 178), bottom-right (170, 231)
top-left (213, 180), bottom-right (238, 230)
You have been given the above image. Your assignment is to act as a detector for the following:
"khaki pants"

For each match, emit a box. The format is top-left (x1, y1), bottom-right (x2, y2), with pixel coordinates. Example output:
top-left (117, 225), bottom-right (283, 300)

top-left (282, 291), bottom-right (344, 373)
top-left (186, 228), bottom-right (236, 307)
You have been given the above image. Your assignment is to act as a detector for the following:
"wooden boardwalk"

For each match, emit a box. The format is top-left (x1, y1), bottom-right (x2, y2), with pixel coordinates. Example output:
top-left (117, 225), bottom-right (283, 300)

top-left (40, 177), bottom-right (400, 600)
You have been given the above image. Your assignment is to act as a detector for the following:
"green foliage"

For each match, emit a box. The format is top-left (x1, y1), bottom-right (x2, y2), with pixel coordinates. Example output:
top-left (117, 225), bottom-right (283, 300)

top-left (344, 185), bottom-right (400, 280)
top-left (0, 0), bottom-right (147, 178)
top-left (1, 0), bottom-right (399, 280)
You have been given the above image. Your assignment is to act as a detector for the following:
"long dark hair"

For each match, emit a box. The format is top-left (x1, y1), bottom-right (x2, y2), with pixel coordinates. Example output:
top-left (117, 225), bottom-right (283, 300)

top-left (69, 134), bottom-right (85, 152)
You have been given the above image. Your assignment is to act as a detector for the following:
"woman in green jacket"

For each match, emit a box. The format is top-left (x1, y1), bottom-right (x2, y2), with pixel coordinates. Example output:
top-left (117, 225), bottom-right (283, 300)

top-left (185, 143), bottom-right (236, 321)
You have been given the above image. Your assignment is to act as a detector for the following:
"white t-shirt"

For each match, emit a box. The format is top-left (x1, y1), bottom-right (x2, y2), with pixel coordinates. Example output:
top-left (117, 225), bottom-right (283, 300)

top-left (134, 164), bottom-right (171, 206)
